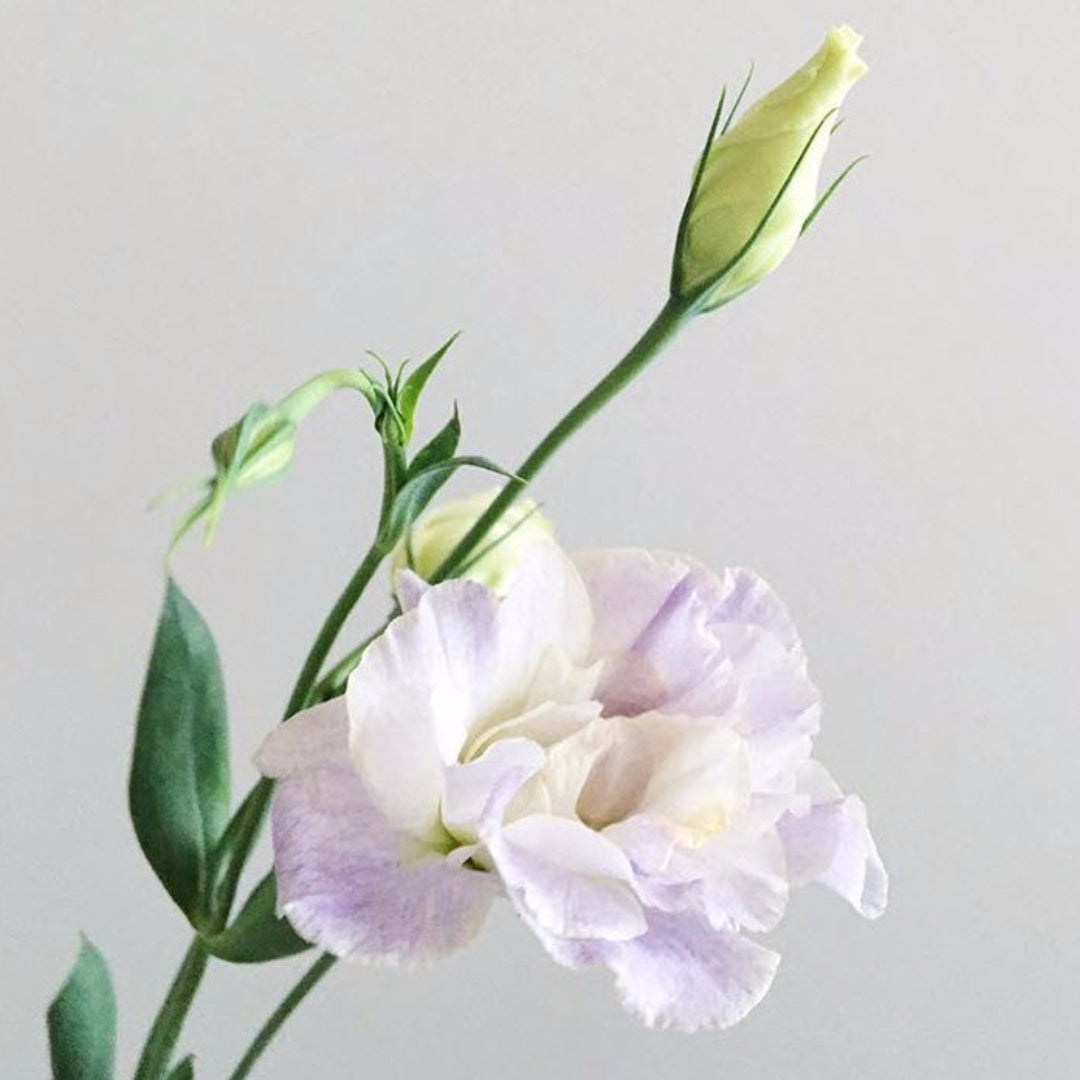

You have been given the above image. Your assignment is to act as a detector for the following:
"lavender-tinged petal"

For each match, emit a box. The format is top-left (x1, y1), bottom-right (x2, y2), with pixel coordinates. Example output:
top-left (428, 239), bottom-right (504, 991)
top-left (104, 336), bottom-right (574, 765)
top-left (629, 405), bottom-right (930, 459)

top-left (695, 825), bottom-right (790, 933)
top-left (573, 548), bottom-right (690, 660)
top-left (707, 565), bottom-right (807, 667)
top-left (778, 761), bottom-right (888, 919)
top-left (271, 761), bottom-right (496, 965)
top-left (608, 911), bottom-right (780, 1032)
top-left (393, 567), bottom-right (429, 612)
top-left (256, 696), bottom-right (350, 777)
top-left (486, 814), bottom-right (647, 941)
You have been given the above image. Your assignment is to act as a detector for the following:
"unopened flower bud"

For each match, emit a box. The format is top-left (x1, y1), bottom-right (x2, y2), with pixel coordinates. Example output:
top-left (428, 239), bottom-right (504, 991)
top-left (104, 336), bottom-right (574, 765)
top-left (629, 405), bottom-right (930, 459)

top-left (675, 25), bottom-right (868, 310)
top-left (392, 489), bottom-right (554, 594)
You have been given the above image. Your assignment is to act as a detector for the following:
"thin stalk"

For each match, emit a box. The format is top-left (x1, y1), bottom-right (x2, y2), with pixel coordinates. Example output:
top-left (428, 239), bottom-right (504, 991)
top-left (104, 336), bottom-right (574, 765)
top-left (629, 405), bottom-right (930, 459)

top-left (134, 443), bottom-right (404, 1078)
top-left (131, 939), bottom-right (210, 1080)
top-left (430, 298), bottom-right (690, 583)
top-left (210, 441), bottom-right (406, 922)
top-left (227, 954), bottom-right (337, 1080)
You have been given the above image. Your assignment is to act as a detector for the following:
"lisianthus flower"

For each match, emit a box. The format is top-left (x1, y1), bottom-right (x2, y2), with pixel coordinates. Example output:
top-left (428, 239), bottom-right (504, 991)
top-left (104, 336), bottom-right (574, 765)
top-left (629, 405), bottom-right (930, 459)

top-left (257, 545), bottom-right (885, 1030)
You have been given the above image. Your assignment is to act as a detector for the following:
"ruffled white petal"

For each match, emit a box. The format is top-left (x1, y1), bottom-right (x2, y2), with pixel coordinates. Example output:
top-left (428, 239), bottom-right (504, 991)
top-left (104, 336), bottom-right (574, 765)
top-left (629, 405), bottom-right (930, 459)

top-left (486, 814), bottom-right (647, 941)
top-left (347, 579), bottom-right (501, 841)
top-left (441, 738), bottom-right (544, 845)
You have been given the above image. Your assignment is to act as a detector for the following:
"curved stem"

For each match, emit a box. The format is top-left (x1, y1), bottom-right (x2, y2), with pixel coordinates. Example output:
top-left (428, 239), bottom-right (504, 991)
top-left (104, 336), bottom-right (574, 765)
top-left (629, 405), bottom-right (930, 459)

top-left (227, 954), bottom-right (337, 1080)
top-left (430, 298), bottom-right (690, 583)
top-left (131, 939), bottom-right (209, 1080)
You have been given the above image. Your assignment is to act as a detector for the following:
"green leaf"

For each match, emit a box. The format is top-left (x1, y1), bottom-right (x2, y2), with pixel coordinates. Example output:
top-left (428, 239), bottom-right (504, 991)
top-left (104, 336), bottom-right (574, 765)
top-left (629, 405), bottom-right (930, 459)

top-left (130, 580), bottom-right (230, 929)
top-left (407, 407), bottom-right (462, 478)
top-left (396, 334), bottom-right (459, 442)
top-left (382, 455), bottom-right (514, 549)
top-left (205, 872), bottom-right (312, 964)
top-left (47, 937), bottom-right (117, 1080)
top-left (167, 1056), bottom-right (195, 1080)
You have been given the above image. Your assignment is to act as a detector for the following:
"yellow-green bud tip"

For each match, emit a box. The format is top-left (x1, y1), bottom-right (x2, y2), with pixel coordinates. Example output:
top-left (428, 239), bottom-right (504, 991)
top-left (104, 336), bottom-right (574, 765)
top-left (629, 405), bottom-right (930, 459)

top-left (676, 26), bottom-right (868, 310)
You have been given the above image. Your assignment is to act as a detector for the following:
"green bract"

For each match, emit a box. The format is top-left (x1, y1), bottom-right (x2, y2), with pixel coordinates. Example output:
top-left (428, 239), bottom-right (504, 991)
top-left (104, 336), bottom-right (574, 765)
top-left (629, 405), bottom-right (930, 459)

top-left (674, 25), bottom-right (867, 311)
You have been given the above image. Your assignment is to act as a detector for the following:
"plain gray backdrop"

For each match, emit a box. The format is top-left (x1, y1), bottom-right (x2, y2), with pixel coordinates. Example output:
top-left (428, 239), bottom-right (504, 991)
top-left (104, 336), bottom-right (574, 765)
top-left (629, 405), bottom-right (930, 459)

top-left (3, 1), bottom-right (1077, 1077)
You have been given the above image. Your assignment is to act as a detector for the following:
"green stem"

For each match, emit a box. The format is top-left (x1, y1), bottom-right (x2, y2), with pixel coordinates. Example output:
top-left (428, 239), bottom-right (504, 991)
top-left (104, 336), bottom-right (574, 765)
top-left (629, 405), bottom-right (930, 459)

top-left (131, 939), bottom-right (209, 1080)
top-left (210, 441), bottom-right (406, 923)
top-left (430, 297), bottom-right (690, 583)
top-left (227, 954), bottom-right (337, 1080)
top-left (134, 443), bottom-right (404, 1078)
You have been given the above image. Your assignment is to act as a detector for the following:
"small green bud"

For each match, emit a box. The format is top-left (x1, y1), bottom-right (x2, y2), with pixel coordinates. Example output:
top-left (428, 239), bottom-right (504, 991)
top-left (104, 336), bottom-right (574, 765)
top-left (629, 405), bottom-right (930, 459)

top-left (675, 25), bottom-right (868, 310)
top-left (392, 488), bottom-right (554, 594)
top-left (164, 368), bottom-right (378, 554)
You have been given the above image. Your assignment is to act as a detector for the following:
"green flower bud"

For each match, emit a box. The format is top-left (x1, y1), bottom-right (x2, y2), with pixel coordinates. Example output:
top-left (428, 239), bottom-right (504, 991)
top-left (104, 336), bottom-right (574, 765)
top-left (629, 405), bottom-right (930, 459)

top-left (392, 488), bottom-right (554, 594)
top-left (164, 368), bottom-right (379, 555)
top-left (675, 25), bottom-right (868, 310)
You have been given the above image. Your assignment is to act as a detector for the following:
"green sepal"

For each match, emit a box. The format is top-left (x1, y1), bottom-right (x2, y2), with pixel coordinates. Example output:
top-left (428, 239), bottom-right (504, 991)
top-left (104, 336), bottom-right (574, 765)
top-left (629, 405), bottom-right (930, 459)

top-left (130, 580), bottom-right (230, 930)
top-left (407, 406), bottom-right (462, 478)
top-left (204, 872), bottom-right (313, 964)
top-left (688, 107), bottom-right (841, 313)
top-left (167, 1056), bottom-right (195, 1080)
top-left (382, 455), bottom-right (515, 549)
top-left (47, 936), bottom-right (117, 1080)
top-left (394, 334), bottom-right (459, 444)
top-left (800, 154), bottom-right (869, 235)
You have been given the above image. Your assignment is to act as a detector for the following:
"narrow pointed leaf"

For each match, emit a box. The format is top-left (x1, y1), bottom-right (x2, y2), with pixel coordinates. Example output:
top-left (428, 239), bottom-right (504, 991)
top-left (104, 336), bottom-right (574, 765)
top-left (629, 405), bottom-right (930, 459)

top-left (47, 937), bottom-right (117, 1080)
top-left (206, 872), bottom-right (312, 964)
top-left (407, 407), bottom-right (462, 478)
top-left (130, 580), bottom-right (230, 928)
top-left (167, 1056), bottom-right (195, 1080)
top-left (720, 63), bottom-right (755, 135)
top-left (800, 154), bottom-right (869, 235)
top-left (397, 334), bottom-right (459, 440)
top-left (670, 86), bottom-right (727, 295)
top-left (383, 456), bottom-right (515, 548)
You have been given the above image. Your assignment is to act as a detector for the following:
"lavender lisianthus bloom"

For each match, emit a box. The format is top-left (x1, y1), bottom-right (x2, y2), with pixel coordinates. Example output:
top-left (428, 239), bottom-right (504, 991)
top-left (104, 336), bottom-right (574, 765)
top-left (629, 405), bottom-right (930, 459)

top-left (257, 545), bottom-right (885, 1030)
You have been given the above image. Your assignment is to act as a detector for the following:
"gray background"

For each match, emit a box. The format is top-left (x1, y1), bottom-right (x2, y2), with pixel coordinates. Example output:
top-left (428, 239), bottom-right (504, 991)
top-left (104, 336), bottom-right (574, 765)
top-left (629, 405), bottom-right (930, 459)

top-left (3, 1), bottom-right (1076, 1076)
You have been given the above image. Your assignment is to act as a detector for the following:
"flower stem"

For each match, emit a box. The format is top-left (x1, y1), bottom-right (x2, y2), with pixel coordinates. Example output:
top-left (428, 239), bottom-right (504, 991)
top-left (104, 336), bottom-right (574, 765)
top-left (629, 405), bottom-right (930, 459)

top-left (132, 443), bottom-right (404, 1079)
top-left (209, 440), bottom-right (406, 922)
top-left (227, 953), bottom-right (337, 1080)
top-left (138, 298), bottom-right (691, 1080)
top-left (131, 939), bottom-right (209, 1080)
top-left (429, 297), bottom-right (691, 583)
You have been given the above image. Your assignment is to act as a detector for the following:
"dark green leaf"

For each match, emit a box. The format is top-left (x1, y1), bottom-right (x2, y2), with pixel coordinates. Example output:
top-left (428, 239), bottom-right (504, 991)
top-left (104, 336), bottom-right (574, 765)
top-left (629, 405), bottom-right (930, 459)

top-left (396, 334), bottom-right (459, 441)
top-left (382, 456), bottom-right (514, 549)
top-left (407, 407), bottom-right (461, 478)
top-left (130, 580), bottom-right (230, 929)
top-left (206, 872), bottom-right (312, 964)
top-left (167, 1056), bottom-right (195, 1080)
top-left (47, 937), bottom-right (116, 1080)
